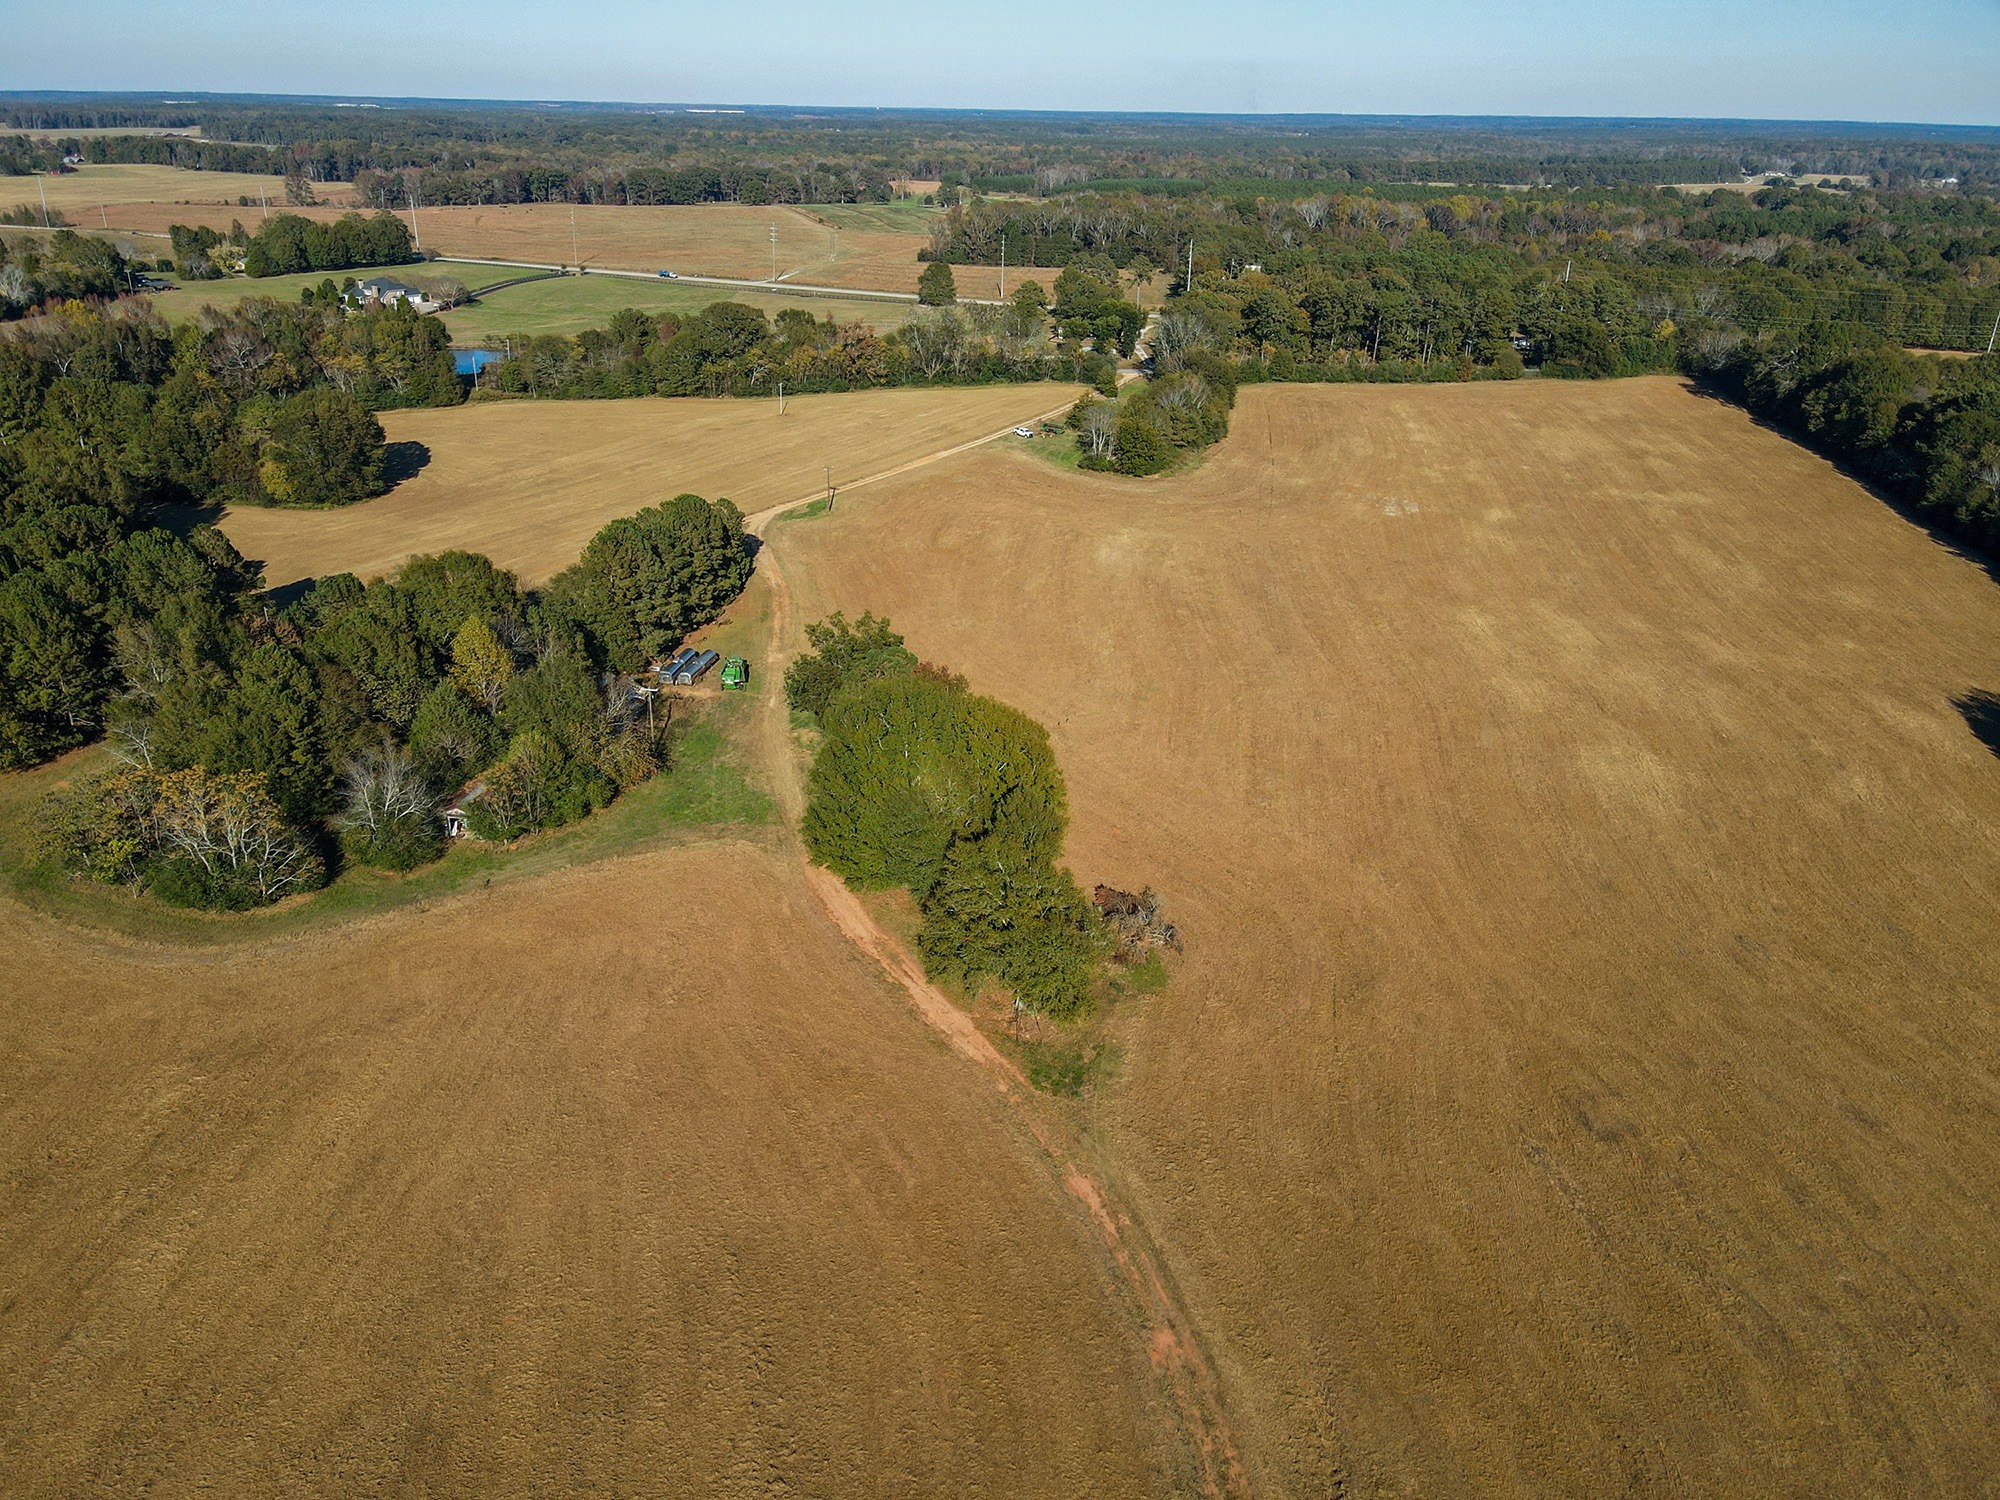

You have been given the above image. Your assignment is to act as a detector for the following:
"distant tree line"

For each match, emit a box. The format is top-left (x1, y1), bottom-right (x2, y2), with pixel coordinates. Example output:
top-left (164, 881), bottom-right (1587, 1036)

top-left (9, 101), bottom-right (1999, 195)
top-left (351, 161), bottom-right (893, 210)
top-left (790, 613), bottom-right (1106, 1020)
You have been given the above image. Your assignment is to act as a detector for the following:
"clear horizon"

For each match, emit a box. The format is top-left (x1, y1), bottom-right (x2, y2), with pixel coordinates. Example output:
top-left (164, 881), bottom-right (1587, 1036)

top-left (6, 0), bottom-right (1997, 129)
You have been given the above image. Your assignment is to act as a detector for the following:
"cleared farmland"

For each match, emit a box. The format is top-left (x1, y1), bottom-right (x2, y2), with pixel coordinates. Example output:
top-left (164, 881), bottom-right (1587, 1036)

top-left (85, 198), bottom-right (1034, 300)
top-left (0, 842), bottom-right (1163, 1497)
top-left (438, 273), bottom-right (913, 340)
top-left (16, 162), bottom-right (351, 215)
top-left (770, 377), bottom-right (2000, 1497)
top-left (218, 384), bottom-right (1083, 588)
top-left (135, 265), bottom-right (912, 335)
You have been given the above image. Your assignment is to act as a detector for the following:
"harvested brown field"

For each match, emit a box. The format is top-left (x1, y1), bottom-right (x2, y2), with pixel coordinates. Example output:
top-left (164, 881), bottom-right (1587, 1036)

top-left (23, 163), bottom-right (353, 215)
top-left (770, 376), bottom-right (2000, 1496)
top-left (89, 198), bottom-right (1032, 300)
top-left (0, 841), bottom-right (1164, 1497)
top-left (217, 384), bottom-right (1082, 588)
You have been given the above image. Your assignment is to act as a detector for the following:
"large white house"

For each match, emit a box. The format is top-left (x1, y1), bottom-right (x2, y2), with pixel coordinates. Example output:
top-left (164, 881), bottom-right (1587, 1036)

top-left (349, 276), bottom-right (438, 313)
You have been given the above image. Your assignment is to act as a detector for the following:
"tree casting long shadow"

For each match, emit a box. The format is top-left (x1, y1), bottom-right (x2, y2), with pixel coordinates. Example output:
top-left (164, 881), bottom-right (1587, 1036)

top-left (1955, 690), bottom-right (2000, 758)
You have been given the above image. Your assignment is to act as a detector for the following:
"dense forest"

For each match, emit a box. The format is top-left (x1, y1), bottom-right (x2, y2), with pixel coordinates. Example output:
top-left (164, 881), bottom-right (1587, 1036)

top-left (0, 297), bottom-right (463, 773)
top-left (5, 96), bottom-right (1999, 202)
top-left (927, 181), bottom-right (2000, 351)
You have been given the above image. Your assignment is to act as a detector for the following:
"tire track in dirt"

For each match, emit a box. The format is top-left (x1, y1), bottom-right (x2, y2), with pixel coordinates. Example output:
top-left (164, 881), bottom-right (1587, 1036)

top-left (745, 520), bottom-right (1249, 1499)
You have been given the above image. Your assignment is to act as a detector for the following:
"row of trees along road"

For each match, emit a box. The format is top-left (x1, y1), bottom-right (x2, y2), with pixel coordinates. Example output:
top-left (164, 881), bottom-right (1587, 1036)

top-left (476, 295), bottom-right (1120, 400)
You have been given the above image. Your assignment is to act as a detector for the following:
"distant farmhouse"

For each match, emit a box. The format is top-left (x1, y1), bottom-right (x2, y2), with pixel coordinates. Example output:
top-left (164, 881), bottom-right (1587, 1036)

top-left (349, 275), bottom-right (438, 313)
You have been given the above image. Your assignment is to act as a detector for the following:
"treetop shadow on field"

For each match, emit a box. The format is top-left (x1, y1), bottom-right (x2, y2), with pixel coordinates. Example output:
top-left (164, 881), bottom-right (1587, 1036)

top-left (1684, 377), bottom-right (2000, 593)
top-left (381, 440), bottom-right (431, 486)
top-left (1956, 691), bottom-right (2000, 758)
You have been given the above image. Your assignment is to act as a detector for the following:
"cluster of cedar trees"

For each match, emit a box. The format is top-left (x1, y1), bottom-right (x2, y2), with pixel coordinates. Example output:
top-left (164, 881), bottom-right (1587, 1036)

top-left (789, 614), bottom-right (1105, 1020)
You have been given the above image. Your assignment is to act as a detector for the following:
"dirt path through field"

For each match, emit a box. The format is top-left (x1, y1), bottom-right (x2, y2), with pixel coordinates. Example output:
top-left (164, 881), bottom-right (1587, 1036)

top-left (741, 392), bottom-right (1084, 533)
top-left (744, 520), bottom-right (1248, 1497)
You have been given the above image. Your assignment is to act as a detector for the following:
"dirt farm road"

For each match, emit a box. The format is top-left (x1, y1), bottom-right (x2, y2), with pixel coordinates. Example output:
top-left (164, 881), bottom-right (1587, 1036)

top-left (737, 394), bottom-right (1086, 533)
top-left (742, 508), bottom-right (1250, 1497)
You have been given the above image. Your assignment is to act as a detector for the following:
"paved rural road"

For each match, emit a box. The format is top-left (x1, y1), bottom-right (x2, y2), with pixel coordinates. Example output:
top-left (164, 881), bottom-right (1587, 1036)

top-left (433, 256), bottom-right (1007, 307)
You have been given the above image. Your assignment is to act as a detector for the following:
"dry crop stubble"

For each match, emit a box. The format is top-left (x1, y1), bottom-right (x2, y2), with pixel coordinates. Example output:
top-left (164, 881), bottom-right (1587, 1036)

top-left (0, 843), bottom-right (1167, 1497)
top-left (770, 377), bottom-right (2000, 1497)
top-left (89, 197), bottom-right (1024, 300)
top-left (217, 384), bottom-right (1084, 589)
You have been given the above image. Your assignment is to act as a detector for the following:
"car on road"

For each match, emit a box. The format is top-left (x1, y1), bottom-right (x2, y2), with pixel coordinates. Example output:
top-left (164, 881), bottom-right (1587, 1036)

top-left (1013, 427), bottom-right (1035, 437)
top-left (658, 269), bottom-right (679, 279)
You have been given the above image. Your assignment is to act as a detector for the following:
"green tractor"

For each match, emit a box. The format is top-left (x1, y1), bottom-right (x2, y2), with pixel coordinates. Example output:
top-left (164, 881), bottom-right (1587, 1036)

top-left (719, 656), bottom-right (749, 691)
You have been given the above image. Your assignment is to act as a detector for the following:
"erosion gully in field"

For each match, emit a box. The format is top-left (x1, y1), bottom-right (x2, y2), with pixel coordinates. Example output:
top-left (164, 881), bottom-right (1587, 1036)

top-left (771, 376), bottom-right (2000, 1498)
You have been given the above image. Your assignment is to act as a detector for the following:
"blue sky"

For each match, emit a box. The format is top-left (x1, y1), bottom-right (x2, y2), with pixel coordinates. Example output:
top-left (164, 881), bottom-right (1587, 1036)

top-left (7, 0), bottom-right (1997, 125)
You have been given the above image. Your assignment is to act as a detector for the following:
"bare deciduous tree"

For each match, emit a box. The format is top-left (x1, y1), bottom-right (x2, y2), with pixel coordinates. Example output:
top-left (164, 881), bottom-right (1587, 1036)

top-left (338, 742), bottom-right (435, 841)
top-left (901, 308), bottom-right (970, 379)
top-left (150, 768), bottom-right (323, 901)
top-left (1078, 400), bottom-right (1118, 457)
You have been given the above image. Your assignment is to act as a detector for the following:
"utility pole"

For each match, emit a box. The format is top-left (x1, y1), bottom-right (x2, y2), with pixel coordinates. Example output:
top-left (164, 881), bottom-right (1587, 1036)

top-left (777, 381), bottom-right (784, 415)
top-left (100, 202), bottom-right (108, 229)
top-left (825, 464), bottom-right (833, 511)
top-left (570, 204), bottom-right (579, 271)
top-left (1988, 308), bottom-right (1999, 355)
top-left (770, 224), bottom-right (778, 281)
top-left (259, 186), bottom-right (269, 223)
top-left (406, 181), bottom-right (421, 249)
top-left (1186, 239), bottom-right (1195, 294)
top-left (1000, 234), bottom-right (1006, 300)
top-left (35, 173), bottom-right (49, 228)
top-left (1563, 259), bottom-right (1572, 284)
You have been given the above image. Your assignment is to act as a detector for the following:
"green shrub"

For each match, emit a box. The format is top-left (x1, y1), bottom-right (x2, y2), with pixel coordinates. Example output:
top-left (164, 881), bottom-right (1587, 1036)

top-left (340, 810), bottom-right (445, 872)
top-left (1112, 412), bottom-right (1174, 475)
top-left (783, 611), bottom-right (917, 719)
top-left (801, 626), bottom-right (1103, 1020)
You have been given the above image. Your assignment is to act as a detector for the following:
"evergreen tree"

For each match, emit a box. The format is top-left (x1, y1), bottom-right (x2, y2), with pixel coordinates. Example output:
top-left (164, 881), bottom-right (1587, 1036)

top-left (917, 260), bottom-right (958, 306)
